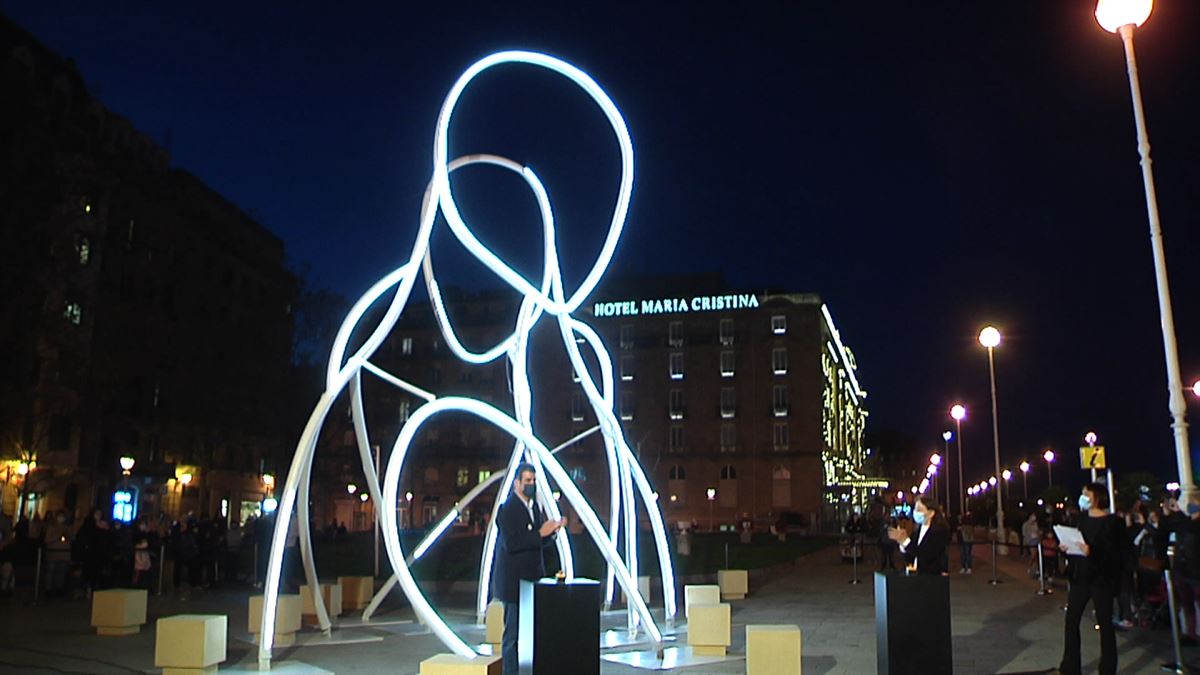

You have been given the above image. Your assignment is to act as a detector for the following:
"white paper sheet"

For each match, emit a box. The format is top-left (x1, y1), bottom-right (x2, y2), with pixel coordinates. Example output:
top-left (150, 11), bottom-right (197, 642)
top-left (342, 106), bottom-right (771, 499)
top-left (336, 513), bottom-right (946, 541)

top-left (1053, 525), bottom-right (1087, 556)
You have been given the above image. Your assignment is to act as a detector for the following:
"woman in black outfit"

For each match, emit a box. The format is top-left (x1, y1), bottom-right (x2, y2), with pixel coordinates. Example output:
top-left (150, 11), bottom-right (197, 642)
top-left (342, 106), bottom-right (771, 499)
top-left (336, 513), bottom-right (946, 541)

top-left (888, 495), bottom-right (950, 575)
top-left (1057, 482), bottom-right (1125, 675)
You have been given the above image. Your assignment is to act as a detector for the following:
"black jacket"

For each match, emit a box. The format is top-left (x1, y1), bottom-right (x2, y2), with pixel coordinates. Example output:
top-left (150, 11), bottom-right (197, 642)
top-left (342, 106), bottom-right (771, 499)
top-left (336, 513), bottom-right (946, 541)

top-left (902, 516), bottom-right (951, 575)
top-left (492, 495), bottom-right (552, 603)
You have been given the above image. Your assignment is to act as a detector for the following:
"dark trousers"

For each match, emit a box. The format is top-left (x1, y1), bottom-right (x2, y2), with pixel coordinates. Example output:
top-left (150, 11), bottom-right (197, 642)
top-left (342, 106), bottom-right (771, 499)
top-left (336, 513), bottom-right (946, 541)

top-left (503, 600), bottom-right (520, 675)
top-left (1061, 579), bottom-right (1117, 675)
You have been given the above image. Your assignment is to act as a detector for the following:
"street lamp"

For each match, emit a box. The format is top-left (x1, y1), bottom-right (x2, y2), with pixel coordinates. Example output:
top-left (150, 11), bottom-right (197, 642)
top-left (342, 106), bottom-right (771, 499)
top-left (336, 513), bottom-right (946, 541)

top-left (1019, 461), bottom-right (1031, 500)
top-left (347, 483), bottom-right (358, 495)
top-left (119, 456), bottom-right (135, 476)
top-left (179, 471), bottom-right (193, 515)
top-left (1095, 0), bottom-right (1194, 502)
top-left (979, 326), bottom-right (1005, 539)
top-left (950, 404), bottom-right (967, 517)
top-left (941, 431), bottom-right (953, 515)
top-left (1043, 450), bottom-right (1056, 489)
top-left (706, 487), bottom-right (717, 531)
top-left (405, 490), bottom-right (414, 528)
top-left (1192, 380), bottom-right (1200, 398)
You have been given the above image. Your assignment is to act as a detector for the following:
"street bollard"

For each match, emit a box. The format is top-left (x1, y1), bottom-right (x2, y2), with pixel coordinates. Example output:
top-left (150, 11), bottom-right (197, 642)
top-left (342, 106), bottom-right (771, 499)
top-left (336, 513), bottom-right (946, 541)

top-left (1162, 544), bottom-right (1186, 674)
top-left (724, 542), bottom-right (730, 570)
top-left (989, 537), bottom-right (1002, 586)
top-left (31, 546), bottom-right (43, 606)
top-left (1036, 541), bottom-right (1051, 596)
top-left (158, 544), bottom-right (166, 596)
top-left (849, 533), bottom-right (861, 585)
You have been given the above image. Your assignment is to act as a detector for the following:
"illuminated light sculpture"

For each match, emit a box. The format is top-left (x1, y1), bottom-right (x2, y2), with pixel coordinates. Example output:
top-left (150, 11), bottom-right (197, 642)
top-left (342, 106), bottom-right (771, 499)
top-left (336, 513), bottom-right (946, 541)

top-left (257, 51), bottom-right (676, 668)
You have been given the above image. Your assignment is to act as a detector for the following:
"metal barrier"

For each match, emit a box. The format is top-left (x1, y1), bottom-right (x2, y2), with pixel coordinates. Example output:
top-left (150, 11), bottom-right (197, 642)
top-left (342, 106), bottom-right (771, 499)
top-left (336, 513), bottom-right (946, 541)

top-left (1162, 545), bottom-right (1186, 674)
top-left (849, 533), bottom-right (861, 585)
top-left (989, 537), bottom-right (1002, 585)
top-left (1035, 541), bottom-right (1051, 596)
top-left (31, 546), bottom-right (42, 606)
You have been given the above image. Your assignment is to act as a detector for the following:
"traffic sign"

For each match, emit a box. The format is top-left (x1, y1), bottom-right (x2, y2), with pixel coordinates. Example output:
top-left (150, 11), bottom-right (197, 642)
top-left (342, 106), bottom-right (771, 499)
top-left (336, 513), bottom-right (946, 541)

top-left (1079, 445), bottom-right (1107, 470)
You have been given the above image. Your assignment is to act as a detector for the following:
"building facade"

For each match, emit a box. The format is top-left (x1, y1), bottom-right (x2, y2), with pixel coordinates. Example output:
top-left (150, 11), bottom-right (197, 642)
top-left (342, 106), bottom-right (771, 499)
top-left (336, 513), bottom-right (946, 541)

top-left (328, 276), bottom-right (873, 534)
top-left (0, 15), bottom-right (297, 524)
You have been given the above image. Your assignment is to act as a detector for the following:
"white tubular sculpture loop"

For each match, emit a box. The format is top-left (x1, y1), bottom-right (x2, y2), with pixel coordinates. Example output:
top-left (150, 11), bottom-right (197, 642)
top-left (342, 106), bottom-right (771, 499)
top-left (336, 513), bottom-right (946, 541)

top-left (258, 51), bottom-right (675, 668)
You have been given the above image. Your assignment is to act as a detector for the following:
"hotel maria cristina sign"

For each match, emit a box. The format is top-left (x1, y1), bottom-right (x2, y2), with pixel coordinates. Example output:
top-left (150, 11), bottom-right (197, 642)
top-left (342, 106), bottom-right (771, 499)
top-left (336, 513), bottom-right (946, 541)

top-left (592, 293), bottom-right (761, 317)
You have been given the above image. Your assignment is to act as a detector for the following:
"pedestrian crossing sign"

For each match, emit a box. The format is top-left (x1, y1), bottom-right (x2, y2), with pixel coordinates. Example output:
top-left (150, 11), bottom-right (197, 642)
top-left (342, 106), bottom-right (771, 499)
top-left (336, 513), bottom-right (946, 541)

top-left (1079, 445), bottom-right (1106, 470)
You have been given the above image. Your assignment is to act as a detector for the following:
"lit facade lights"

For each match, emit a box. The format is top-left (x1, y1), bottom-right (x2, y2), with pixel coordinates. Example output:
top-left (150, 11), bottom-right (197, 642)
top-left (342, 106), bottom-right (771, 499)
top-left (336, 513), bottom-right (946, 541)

top-left (258, 51), bottom-right (674, 665)
top-left (262, 473), bottom-right (276, 488)
top-left (119, 456), bottom-right (136, 474)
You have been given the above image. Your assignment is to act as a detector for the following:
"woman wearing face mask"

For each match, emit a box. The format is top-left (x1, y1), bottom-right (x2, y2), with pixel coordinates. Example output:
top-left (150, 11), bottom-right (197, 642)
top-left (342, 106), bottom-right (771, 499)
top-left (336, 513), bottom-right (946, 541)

top-left (1055, 483), bottom-right (1125, 675)
top-left (887, 495), bottom-right (950, 575)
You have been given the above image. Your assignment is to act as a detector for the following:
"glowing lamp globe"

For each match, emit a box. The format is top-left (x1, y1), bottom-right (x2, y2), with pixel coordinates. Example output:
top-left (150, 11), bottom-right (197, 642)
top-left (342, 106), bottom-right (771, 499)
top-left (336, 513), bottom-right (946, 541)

top-left (119, 456), bottom-right (136, 472)
top-left (989, 476), bottom-right (997, 486)
top-left (17, 462), bottom-right (29, 476)
top-left (262, 473), bottom-right (275, 488)
top-left (950, 405), bottom-right (966, 421)
top-left (1095, 0), bottom-right (1153, 33)
top-left (1002, 469), bottom-right (1012, 481)
top-left (706, 488), bottom-right (716, 501)
top-left (1043, 449), bottom-right (1056, 463)
top-left (931, 453), bottom-right (942, 466)
top-left (347, 483), bottom-right (358, 495)
top-left (1191, 380), bottom-right (1199, 397)
top-left (978, 326), bottom-right (1001, 349)
top-left (942, 430), bottom-right (952, 442)
top-left (1019, 461), bottom-right (1031, 473)
top-left (1084, 431), bottom-right (1098, 446)
top-left (179, 472), bottom-right (193, 486)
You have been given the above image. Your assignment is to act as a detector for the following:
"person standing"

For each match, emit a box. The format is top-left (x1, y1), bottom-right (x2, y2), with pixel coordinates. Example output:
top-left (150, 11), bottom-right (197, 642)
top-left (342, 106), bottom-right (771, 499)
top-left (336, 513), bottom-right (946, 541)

top-left (888, 495), bottom-right (950, 575)
top-left (957, 511), bottom-right (975, 574)
top-left (1056, 483), bottom-right (1125, 675)
top-left (493, 463), bottom-right (565, 675)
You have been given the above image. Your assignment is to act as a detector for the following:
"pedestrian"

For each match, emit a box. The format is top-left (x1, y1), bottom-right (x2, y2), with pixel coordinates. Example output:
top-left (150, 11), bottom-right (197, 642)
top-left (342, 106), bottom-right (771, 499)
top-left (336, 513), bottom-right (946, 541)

top-left (1055, 483), bottom-right (1125, 675)
top-left (1022, 512), bottom-right (1040, 576)
top-left (42, 510), bottom-right (72, 596)
top-left (957, 511), bottom-right (975, 574)
top-left (1165, 497), bottom-right (1200, 644)
top-left (492, 463), bottom-right (566, 675)
top-left (888, 495), bottom-right (950, 575)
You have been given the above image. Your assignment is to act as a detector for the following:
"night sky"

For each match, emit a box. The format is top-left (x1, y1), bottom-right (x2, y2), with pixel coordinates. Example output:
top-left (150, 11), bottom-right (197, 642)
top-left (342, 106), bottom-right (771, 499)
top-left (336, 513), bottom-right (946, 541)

top-left (6, 2), bottom-right (1198, 491)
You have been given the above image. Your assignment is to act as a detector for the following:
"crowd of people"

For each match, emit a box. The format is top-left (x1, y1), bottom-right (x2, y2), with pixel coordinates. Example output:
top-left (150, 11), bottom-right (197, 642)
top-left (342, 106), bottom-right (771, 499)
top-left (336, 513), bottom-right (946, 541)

top-left (0, 508), bottom-right (286, 600)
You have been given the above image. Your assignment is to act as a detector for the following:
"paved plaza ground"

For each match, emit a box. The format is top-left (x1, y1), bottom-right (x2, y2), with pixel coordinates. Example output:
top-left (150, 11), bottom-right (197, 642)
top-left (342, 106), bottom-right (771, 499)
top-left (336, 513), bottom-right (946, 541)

top-left (0, 542), bottom-right (1191, 674)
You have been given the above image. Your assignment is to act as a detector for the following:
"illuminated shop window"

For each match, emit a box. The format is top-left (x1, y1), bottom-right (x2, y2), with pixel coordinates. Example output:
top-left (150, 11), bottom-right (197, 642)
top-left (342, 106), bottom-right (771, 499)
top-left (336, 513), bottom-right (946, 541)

top-left (64, 301), bottom-right (82, 325)
top-left (402, 337), bottom-right (413, 355)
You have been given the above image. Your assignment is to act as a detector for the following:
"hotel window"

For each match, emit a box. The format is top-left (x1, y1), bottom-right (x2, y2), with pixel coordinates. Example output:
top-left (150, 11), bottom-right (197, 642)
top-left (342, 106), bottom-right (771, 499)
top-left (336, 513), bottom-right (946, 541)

top-left (772, 315), bottom-right (787, 334)
top-left (772, 347), bottom-right (788, 375)
top-left (668, 464), bottom-right (687, 505)
top-left (669, 425), bottom-right (684, 453)
top-left (620, 355), bottom-right (634, 381)
top-left (772, 465), bottom-right (792, 507)
top-left (571, 392), bottom-right (585, 421)
top-left (668, 321), bottom-right (683, 347)
top-left (719, 465), bottom-right (738, 508)
top-left (773, 422), bottom-right (790, 451)
top-left (720, 423), bottom-right (736, 453)
top-left (720, 350), bottom-right (735, 378)
top-left (620, 324), bottom-right (633, 350)
top-left (620, 391), bottom-right (635, 421)
top-left (75, 234), bottom-right (91, 265)
top-left (669, 389), bottom-right (685, 419)
top-left (399, 399), bottom-right (411, 423)
top-left (64, 301), bottom-right (82, 325)
top-left (719, 318), bottom-right (734, 345)
top-left (401, 337), bottom-right (413, 355)
top-left (773, 385), bottom-right (789, 416)
top-left (456, 466), bottom-right (469, 487)
top-left (478, 468), bottom-right (493, 484)
top-left (669, 352), bottom-right (684, 380)
top-left (720, 387), bottom-right (736, 418)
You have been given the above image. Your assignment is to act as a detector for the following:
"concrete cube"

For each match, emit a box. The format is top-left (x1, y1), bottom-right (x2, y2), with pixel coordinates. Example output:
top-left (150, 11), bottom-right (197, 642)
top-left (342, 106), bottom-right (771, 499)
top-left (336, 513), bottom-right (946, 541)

top-left (248, 594), bottom-right (301, 646)
top-left (419, 653), bottom-right (503, 674)
top-left (301, 583), bottom-right (343, 622)
top-left (718, 569), bottom-right (749, 600)
top-left (687, 602), bottom-right (731, 657)
top-left (155, 614), bottom-right (227, 674)
top-left (747, 624), bottom-right (802, 675)
top-left (484, 600), bottom-right (505, 647)
top-left (339, 575), bottom-right (375, 610)
top-left (90, 588), bottom-right (148, 636)
top-left (683, 584), bottom-right (720, 619)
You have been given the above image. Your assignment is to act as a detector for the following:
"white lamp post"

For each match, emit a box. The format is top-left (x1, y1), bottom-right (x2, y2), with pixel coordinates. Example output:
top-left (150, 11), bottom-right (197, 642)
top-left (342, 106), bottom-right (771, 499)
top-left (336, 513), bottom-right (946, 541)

top-left (941, 431), bottom-right (953, 515)
top-left (950, 405), bottom-right (967, 516)
top-left (1019, 461), bottom-right (1031, 500)
top-left (1043, 450), bottom-right (1056, 490)
top-left (1095, 0), bottom-right (1194, 502)
top-left (979, 326), bottom-right (1005, 541)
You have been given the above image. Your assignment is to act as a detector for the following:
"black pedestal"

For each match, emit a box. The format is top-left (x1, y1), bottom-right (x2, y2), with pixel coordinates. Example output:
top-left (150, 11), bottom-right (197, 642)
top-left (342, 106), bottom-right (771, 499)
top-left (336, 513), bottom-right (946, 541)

top-left (519, 577), bottom-right (601, 675)
top-left (874, 571), bottom-right (952, 675)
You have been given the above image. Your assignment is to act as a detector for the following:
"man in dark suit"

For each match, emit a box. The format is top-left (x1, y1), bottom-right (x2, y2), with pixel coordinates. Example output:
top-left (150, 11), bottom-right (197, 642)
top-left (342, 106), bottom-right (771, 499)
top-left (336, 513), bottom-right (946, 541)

top-left (493, 463), bottom-right (565, 675)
